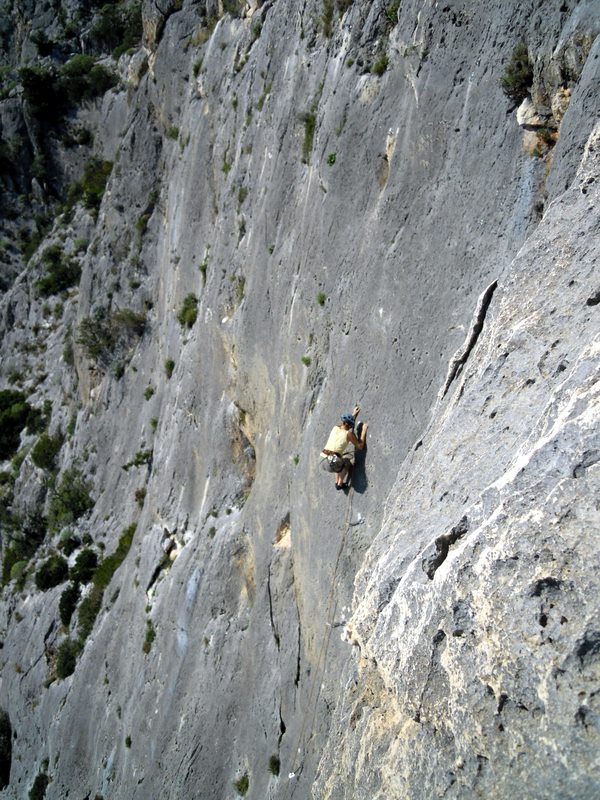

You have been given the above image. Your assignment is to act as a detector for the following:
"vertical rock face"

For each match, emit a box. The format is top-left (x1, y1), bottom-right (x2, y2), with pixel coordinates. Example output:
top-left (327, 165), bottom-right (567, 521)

top-left (0, 2), bottom-right (598, 799)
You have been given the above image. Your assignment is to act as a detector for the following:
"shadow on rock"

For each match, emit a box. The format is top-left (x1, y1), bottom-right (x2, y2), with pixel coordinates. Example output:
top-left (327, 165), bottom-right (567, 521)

top-left (351, 422), bottom-right (368, 494)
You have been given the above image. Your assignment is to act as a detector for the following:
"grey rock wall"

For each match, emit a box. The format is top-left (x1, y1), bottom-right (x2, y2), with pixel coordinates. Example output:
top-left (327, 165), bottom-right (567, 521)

top-left (0, 1), bottom-right (598, 798)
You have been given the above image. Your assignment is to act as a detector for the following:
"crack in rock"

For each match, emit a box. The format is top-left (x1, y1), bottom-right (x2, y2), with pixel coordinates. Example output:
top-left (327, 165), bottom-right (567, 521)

top-left (422, 516), bottom-right (469, 579)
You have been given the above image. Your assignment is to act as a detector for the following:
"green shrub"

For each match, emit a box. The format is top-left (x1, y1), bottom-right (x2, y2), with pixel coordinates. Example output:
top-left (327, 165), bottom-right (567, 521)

top-left (31, 432), bottom-right (63, 471)
top-left (58, 531), bottom-right (80, 555)
top-left (317, 291), bottom-right (326, 306)
top-left (55, 638), bottom-right (79, 679)
top-left (9, 560), bottom-right (27, 584)
top-left (28, 770), bottom-right (49, 799)
top-left (77, 584), bottom-right (103, 643)
top-left (167, 126), bottom-right (179, 140)
top-left (233, 773), bottom-right (249, 796)
top-left (321, 0), bottom-right (334, 37)
top-left (385, 0), bottom-right (401, 24)
top-left (77, 308), bottom-right (146, 369)
top-left (35, 554), bottom-right (69, 591)
top-left (177, 294), bottom-right (199, 329)
top-left (19, 65), bottom-right (62, 119)
top-left (301, 112), bottom-right (316, 163)
top-left (67, 158), bottom-right (113, 213)
top-left (90, 2), bottom-right (143, 58)
top-left (326, 153), bottom-right (336, 166)
top-left (70, 548), bottom-right (98, 584)
top-left (501, 42), bottom-right (533, 105)
top-left (48, 468), bottom-right (94, 533)
top-left (60, 55), bottom-right (117, 104)
top-left (59, 582), bottom-right (80, 625)
top-left (93, 524), bottom-right (136, 591)
top-left (122, 450), bottom-right (152, 471)
top-left (0, 708), bottom-right (11, 790)
top-left (143, 386), bottom-right (154, 401)
top-left (1, 514), bottom-right (47, 586)
top-left (0, 390), bottom-right (32, 460)
top-left (268, 755), bottom-right (280, 775)
top-left (142, 619), bottom-right (156, 654)
top-left (371, 54), bottom-right (389, 75)
top-left (301, 355), bottom-right (311, 367)
top-left (164, 358), bottom-right (175, 379)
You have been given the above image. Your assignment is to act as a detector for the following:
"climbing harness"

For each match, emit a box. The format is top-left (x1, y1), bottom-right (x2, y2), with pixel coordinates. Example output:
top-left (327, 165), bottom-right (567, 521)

top-left (284, 487), bottom-right (355, 793)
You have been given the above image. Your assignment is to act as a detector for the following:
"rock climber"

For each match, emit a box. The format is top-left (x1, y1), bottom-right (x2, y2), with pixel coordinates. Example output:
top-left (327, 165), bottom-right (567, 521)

top-left (321, 405), bottom-right (368, 489)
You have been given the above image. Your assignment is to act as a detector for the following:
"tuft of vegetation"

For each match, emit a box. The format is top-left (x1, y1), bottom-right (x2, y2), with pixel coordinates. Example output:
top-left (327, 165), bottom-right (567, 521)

top-left (66, 158), bottom-right (113, 215)
top-left (31, 431), bottom-right (63, 472)
top-left (177, 294), bottom-right (199, 329)
top-left (60, 55), bottom-right (117, 104)
top-left (77, 308), bottom-right (146, 371)
top-left (385, 0), bottom-right (401, 25)
top-left (48, 468), bottom-right (94, 533)
top-left (59, 582), bottom-right (81, 625)
top-left (317, 291), bottom-right (326, 306)
top-left (35, 554), bottom-right (69, 591)
top-left (501, 42), bottom-right (533, 105)
top-left (301, 112), bottom-right (317, 164)
top-left (268, 755), bottom-right (280, 776)
top-left (0, 390), bottom-right (32, 460)
top-left (125, 735), bottom-right (132, 748)
top-left (76, 524), bottom-right (136, 646)
top-left (301, 355), bottom-right (312, 367)
top-left (326, 153), bottom-right (336, 166)
top-left (371, 54), bottom-right (389, 75)
top-left (90, 1), bottom-right (143, 59)
top-left (134, 487), bottom-right (146, 507)
top-left (70, 548), bottom-right (98, 584)
top-left (233, 773), bottom-right (249, 796)
top-left (28, 770), bottom-right (49, 800)
top-left (165, 358), bottom-right (175, 379)
top-left (122, 449), bottom-right (152, 472)
top-left (93, 524), bottom-right (136, 592)
top-left (77, 585), bottom-right (103, 643)
top-left (321, 0), bottom-right (335, 37)
top-left (142, 619), bottom-right (156, 654)
top-left (143, 386), bottom-right (154, 401)
top-left (55, 638), bottom-right (79, 679)
top-left (0, 708), bottom-right (11, 790)
top-left (166, 126), bottom-right (180, 140)
top-left (1, 514), bottom-right (47, 588)
top-left (35, 244), bottom-right (81, 297)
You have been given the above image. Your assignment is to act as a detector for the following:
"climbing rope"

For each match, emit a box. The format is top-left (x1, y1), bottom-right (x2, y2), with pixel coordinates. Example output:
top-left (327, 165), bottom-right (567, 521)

top-left (284, 486), bottom-right (355, 794)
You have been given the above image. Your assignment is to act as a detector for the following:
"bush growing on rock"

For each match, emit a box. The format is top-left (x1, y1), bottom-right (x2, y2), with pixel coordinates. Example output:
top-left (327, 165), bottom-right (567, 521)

top-left (0, 390), bottom-right (32, 460)
top-left (77, 308), bottom-right (146, 370)
top-left (70, 548), bottom-right (98, 584)
top-left (0, 709), bottom-right (11, 790)
top-left (47, 468), bottom-right (94, 533)
top-left (59, 582), bottom-right (80, 625)
top-left (60, 55), bottom-right (117, 104)
top-left (34, 240), bottom-right (79, 298)
top-left (31, 431), bottom-right (63, 471)
top-left (66, 158), bottom-right (113, 214)
top-left (501, 42), bottom-right (533, 105)
top-left (90, 1), bottom-right (143, 59)
top-left (177, 294), bottom-right (199, 328)
top-left (35, 554), bottom-right (69, 590)
top-left (233, 773), bottom-right (249, 796)
top-left (55, 639), bottom-right (79, 679)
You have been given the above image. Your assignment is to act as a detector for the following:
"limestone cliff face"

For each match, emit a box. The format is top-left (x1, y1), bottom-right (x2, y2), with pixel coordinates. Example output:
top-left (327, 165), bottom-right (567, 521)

top-left (0, 1), bottom-right (598, 799)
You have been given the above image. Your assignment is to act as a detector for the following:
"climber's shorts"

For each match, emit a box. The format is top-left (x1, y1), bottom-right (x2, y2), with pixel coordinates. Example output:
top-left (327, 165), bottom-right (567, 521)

top-left (320, 452), bottom-right (353, 473)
